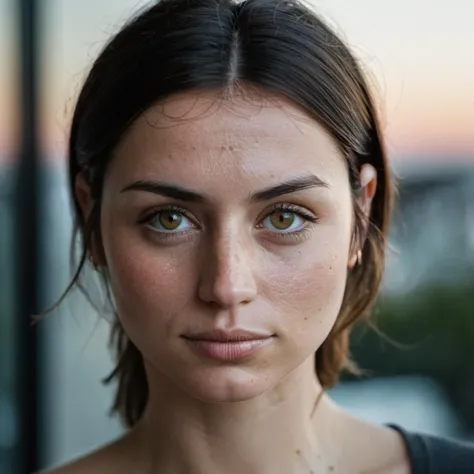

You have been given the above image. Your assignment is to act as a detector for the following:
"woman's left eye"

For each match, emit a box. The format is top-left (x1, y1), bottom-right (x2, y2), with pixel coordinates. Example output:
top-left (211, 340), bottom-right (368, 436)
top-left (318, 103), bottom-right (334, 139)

top-left (260, 206), bottom-right (318, 233)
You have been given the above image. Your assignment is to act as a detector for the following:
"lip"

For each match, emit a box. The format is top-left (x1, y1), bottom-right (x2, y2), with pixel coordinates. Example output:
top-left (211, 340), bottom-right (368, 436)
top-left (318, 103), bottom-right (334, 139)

top-left (182, 329), bottom-right (274, 361)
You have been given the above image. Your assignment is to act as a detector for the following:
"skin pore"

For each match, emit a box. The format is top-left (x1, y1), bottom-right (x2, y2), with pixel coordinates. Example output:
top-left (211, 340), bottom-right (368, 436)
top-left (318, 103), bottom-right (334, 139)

top-left (58, 90), bottom-right (410, 474)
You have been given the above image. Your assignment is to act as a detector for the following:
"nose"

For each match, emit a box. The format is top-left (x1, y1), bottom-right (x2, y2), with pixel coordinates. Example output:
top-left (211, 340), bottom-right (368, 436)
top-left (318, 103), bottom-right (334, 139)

top-left (198, 230), bottom-right (258, 308)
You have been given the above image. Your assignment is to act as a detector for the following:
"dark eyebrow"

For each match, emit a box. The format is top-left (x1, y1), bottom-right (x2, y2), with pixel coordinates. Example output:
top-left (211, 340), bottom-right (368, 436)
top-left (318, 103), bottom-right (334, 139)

top-left (120, 174), bottom-right (330, 203)
top-left (250, 175), bottom-right (330, 202)
top-left (121, 181), bottom-right (205, 202)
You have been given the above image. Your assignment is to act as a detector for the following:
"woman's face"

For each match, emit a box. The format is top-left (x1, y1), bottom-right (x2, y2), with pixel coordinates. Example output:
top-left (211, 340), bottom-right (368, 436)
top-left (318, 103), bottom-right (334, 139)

top-left (81, 91), bottom-right (363, 402)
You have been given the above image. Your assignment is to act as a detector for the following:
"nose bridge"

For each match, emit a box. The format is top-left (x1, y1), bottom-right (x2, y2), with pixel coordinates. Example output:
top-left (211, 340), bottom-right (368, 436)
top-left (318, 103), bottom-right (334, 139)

top-left (219, 231), bottom-right (247, 283)
top-left (199, 224), bottom-right (257, 307)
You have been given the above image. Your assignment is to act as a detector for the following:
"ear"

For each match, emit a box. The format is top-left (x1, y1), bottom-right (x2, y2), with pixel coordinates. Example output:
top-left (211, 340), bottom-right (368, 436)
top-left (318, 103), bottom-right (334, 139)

top-left (75, 172), bottom-right (94, 222)
top-left (75, 172), bottom-right (102, 266)
top-left (347, 164), bottom-right (377, 269)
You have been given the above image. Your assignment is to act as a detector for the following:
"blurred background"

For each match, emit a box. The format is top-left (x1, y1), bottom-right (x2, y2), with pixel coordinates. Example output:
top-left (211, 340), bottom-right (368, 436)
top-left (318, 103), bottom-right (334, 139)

top-left (1, 0), bottom-right (473, 472)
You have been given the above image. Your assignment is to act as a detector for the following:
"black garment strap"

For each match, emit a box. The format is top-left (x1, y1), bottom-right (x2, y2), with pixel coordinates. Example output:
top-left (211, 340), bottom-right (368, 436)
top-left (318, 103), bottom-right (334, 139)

top-left (388, 424), bottom-right (474, 474)
top-left (389, 424), bottom-right (430, 474)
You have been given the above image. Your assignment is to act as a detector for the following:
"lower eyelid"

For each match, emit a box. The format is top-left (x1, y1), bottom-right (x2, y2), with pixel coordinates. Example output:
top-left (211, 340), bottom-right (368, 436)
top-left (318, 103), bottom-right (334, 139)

top-left (143, 227), bottom-right (199, 244)
top-left (267, 225), bottom-right (315, 243)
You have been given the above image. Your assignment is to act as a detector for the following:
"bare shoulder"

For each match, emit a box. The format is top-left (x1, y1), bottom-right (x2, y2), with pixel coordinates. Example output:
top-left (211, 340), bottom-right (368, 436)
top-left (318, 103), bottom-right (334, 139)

top-left (36, 434), bottom-right (133, 474)
top-left (368, 424), bottom-right (411, 474)
top-left (338, 414), bottom-right (411, 474)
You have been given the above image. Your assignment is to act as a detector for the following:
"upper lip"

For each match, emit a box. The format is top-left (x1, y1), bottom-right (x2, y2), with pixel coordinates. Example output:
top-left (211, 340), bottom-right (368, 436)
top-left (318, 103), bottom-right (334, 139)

top-left (183, 329), bottom-right (273, 342)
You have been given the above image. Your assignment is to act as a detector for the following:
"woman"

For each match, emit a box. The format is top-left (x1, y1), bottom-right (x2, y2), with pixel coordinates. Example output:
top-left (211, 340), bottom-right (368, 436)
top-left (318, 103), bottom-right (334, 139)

top-left (42, 0), bottom-right (474, 472)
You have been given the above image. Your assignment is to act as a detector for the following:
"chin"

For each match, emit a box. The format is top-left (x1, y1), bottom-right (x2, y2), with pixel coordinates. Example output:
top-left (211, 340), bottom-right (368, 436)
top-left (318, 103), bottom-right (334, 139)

top-left (181, 366), bottom-right (276, 403)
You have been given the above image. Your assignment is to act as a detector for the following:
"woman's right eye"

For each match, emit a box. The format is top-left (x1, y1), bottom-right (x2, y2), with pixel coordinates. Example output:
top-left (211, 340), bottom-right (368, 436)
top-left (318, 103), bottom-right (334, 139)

top-left (140, 207), bottom-right (195, 233)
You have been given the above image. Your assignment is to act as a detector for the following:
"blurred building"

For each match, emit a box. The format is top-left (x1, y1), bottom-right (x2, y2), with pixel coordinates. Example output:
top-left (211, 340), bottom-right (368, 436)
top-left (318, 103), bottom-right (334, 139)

top-left (384, 159), bottom-right (474, 294)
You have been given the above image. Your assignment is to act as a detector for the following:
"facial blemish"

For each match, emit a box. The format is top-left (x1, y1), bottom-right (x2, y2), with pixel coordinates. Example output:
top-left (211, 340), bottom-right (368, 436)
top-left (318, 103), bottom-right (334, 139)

top-left (229, 145), bottom-right (234, 151)
top-left (295, 449), bottom-right (302, 455)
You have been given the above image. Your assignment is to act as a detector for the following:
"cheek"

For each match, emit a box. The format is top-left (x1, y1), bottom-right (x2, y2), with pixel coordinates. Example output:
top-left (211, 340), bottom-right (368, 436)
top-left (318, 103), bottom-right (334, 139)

top-left (100, 221), bottom-right (197, 342)
top-left (264, 228), bottom-right (351, 350)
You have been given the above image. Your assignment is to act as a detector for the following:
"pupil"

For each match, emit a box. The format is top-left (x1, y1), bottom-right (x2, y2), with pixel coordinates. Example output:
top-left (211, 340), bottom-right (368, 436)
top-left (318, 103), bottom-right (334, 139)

top-left (161, 212), bottom-right (181, 229)
top-left (273, 211), bottom-right (293, 229)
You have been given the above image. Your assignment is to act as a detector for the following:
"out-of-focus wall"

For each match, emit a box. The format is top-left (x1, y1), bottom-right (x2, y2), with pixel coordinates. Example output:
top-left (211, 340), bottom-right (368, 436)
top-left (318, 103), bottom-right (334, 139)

top-left (0, 0), bottom-right (19, 472)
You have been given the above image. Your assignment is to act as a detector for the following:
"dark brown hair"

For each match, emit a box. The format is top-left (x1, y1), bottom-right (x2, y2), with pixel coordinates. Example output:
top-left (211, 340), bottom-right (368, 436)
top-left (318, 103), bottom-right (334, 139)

top-left (65, 0), bottom-right (393, 428)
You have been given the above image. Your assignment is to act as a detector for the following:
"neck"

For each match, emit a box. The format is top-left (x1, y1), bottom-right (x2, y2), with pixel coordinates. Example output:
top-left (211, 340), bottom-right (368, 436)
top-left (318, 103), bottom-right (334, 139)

top-left (131, 357), bottom-right (343, 474)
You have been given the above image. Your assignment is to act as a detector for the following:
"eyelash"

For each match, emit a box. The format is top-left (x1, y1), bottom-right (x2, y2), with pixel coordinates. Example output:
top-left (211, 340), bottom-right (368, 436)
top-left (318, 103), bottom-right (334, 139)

top-left (138, 203), bottom-right (319, 242)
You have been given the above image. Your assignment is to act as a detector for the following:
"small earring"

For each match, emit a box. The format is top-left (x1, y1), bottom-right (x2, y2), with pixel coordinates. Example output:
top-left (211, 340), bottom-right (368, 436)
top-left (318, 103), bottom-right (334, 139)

top-left (356, 249), bottom-right (363, 266)
top-left (89, 254), bottom-right (98, 270)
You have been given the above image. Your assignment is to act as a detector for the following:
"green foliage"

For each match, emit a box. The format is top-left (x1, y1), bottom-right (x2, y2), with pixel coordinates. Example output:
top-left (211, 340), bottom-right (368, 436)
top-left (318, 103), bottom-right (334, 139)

top-left (346, 283), bottom-right (474, 426)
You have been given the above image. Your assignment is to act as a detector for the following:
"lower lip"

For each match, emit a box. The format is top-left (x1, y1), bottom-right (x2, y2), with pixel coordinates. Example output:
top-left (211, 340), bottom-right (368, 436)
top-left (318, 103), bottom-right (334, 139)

top-left (184, 337), bottom-right (273, 361)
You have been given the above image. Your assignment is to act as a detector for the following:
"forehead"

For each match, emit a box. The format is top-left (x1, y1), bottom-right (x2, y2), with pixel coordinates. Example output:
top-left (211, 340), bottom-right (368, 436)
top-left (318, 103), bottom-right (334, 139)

top-left (109, 91), bottom-right (348, 192)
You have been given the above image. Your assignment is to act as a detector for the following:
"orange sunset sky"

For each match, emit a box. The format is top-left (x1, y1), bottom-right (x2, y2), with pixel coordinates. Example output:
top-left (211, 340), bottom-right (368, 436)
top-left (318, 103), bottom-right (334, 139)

top-left (1, 0), bottom-right (473, 163)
